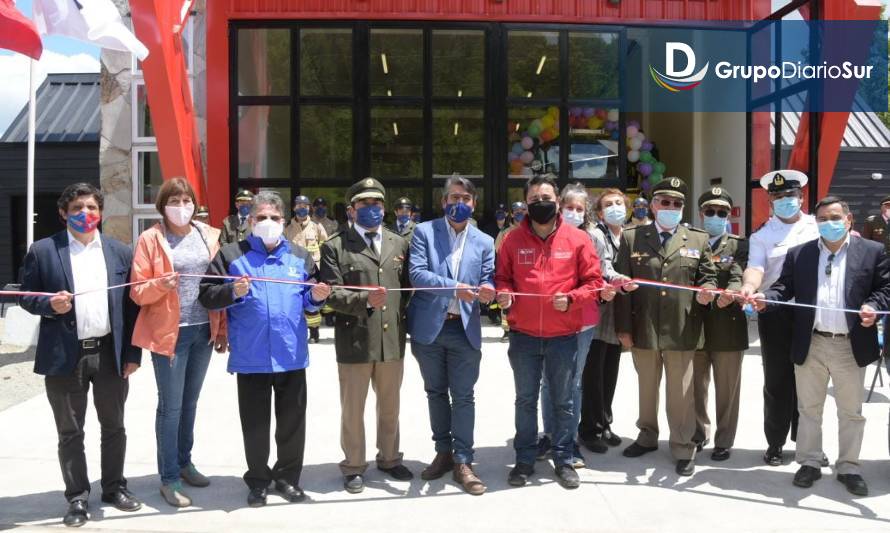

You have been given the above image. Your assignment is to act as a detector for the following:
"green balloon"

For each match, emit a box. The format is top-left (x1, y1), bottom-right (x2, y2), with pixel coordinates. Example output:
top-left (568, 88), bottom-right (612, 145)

top-left (640, 151), bottom-right (653, 163)
top-left (655, 162), bottom-right (666, 173)
top-left (649, 173), bottom-right (663, 185)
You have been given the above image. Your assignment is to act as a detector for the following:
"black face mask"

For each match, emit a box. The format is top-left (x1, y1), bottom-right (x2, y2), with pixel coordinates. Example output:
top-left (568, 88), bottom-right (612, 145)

top-left (527, 200), bottom-right (558, 224)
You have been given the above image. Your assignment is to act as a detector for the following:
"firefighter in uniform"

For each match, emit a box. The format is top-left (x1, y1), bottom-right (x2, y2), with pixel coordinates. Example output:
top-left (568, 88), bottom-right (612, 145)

top-left (285, 194), bottom-right (329, 343)
top-left (221, 190), bottom-right (254, 245)
top-left (614, 177), bottom-right (718, 476)
top-left (692, 187), bottom-right (749, 462)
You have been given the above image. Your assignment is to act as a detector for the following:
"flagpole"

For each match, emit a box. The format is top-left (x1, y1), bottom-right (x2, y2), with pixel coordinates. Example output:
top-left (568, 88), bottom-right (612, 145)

top-left (25, 3), bottom-right (37, 251)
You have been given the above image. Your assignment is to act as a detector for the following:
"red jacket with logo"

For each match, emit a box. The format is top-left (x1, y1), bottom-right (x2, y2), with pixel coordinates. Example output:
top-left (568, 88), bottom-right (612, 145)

top-left (495, 216), bottom-right (604, 338)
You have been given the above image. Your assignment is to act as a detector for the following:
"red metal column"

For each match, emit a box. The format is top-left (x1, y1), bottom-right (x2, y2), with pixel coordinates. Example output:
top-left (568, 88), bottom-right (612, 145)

top-left (130, 0), bottom-right (206, 206)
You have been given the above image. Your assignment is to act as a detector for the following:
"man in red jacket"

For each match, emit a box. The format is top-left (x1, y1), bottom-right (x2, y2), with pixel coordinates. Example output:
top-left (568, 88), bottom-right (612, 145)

top-left (495, 174), bottom-right (604, 489)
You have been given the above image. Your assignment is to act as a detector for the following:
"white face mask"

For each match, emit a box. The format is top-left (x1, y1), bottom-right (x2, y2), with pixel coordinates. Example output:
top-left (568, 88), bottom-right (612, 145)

top-left (252, 218), bottom-right (283, 246)
top-left (164, 204), bottom-right (194, 228)
top-left (562, 208), bottom-right (584, 228)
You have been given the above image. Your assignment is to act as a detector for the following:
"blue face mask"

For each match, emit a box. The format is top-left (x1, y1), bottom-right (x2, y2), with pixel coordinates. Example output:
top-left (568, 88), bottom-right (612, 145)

top-left (495, 212), bottom-right (506, 221)
top-left (315, 207), bottom-right (327, 218)
top-left (633, 207), bottom-right (648, 220)
top-left (294, 207), bottom-right (309, 218)
top-left (655, 209), bottom-right (682, 229)
top-left (238, 205), bottom-right (250, 217)
top-left (773, 196), bottom-right (801, 219)
top-left (513, 212), bottom-right (525, 223)
top-left (396, 214), bottom-right (410, 225)
top-left (355, 204), bottom-right (384, 229)
top-left (702, 215), bottom-right (727, 237)
top-left (445, 202), bottom-right (473, 223)
top-left (412, 214), bottom-right (421, 223)
top-left (604, 205), bottom-right (627, 226)
top-left (818, 220), bottom-right (847, 243)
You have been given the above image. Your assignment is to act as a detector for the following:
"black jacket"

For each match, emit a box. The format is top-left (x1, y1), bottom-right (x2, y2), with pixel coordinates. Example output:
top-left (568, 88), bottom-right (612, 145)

top-left (19, 230), bottom-right (141, 376)
top-left (762, 235), bottom-right (890, 367)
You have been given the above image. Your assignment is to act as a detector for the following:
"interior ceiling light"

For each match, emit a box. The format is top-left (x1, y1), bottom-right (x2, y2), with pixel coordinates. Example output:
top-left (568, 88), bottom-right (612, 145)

top-left (453, 122), bottom-right (460, 136)
top-left (536, 55), bottom-right (547, 76)
top-left (381, 53), bottom-right (389, 75)
top-left (392, 122), bottom-right (399, 136)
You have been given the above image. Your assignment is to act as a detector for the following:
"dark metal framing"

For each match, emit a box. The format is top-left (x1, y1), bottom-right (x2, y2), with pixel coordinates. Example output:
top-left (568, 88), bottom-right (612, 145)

top-left (229, 21), bottom-right (627, 218)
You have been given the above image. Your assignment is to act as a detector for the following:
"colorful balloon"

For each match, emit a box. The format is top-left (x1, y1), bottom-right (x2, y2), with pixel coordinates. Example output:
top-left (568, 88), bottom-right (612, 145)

top-left (641, 141), bottom-right (654, 152)
top-left (510, 159), bottom-right (525, 174)
top-left (629, 138), bottom-right (643, 151)
top-left (626, 125), bottom-right (639, 138)
top-left (583, 107), bottom-right (595, 118)
top-left (520, 136), bottom-right (534, 150)
top-left (512, 142), bottom-right (523, 155)
top-left (649, 173), bottom-right (663, 185)
top-left (638, 162), bottom-right (653, 176)
top-left (628, 150), bottom-right (640, 163)
top-left (607, 109), bottom-right (619, 122)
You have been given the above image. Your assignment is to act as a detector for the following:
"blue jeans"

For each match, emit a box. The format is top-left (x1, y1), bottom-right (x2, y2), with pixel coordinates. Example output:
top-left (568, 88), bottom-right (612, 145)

top-left (508, 331), bottom-right (578, 466)
top-left (152, 323), bottom-right (213, 485)
top-left (541, 327), bottom-right (595, 441)
top-left (411, 320), bottom-right (482, 464)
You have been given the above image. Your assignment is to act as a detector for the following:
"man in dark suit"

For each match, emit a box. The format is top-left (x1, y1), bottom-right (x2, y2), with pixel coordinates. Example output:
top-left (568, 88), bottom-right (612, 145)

top-left (389, 196), bottom-right (416, 241)
top-left (753, 195), bottom-right (890, 497)
top-left (221, 189), bottom-right (253, 245)
top-left (862, 194), bottom-right (890, 253)
top-left (20, 183), bottom-right (143, 527)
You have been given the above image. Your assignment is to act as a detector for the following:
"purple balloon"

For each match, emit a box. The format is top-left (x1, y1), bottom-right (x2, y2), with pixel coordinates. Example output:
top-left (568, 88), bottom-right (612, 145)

top-left (640, 180), bottom-right (652, 192)
top-left (641, 140), bottom-right (654, 152)
top-left (638, 162), bottom-right (653, 176)
top-left (627, 119), bottom-right (641, 130)
top-left (610, 130), bottom-right (619, 140)
top-left (583, 107), bottom-right (595, 118)
top-left (569, 107), bottom-right (582, 117)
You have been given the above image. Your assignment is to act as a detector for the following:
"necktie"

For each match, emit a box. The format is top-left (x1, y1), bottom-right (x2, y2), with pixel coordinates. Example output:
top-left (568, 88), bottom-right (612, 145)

top-left (711, 238), bottom-right (720, 252)
top-left (660, 231), bottom-right (672, 248)
top-left (366, 231), bottom-right (378, 258)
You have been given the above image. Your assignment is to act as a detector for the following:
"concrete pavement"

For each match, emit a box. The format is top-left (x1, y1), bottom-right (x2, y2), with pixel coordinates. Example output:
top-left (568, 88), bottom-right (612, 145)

top-left (2, 324), bottom-right (890, 532)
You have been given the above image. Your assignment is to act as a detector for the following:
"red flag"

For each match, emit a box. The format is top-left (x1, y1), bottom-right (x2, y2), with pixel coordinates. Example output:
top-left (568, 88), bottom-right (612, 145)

top-left (0, 0), bottom-right (42, 59)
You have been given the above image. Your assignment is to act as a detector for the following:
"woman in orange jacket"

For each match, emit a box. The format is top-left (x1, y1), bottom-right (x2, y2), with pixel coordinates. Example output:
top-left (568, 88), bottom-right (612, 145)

top-left (130, 177), bottom-right (227, 508)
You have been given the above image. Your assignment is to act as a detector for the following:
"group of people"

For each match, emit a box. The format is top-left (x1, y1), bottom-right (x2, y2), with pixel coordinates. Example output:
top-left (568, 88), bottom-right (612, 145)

top-left (19, 168), bottom-right (890, 528)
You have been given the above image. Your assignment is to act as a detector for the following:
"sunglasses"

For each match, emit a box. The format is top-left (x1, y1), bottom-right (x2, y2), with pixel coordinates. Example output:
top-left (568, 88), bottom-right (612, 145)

top-left (255, 215), bottom-right (283, 223)
top-left (825, 253), bottom-right (835, 276)
top-left (657, 199), bottom-right (684, 209)
top-left (703, 208), bottom-right (729, 218)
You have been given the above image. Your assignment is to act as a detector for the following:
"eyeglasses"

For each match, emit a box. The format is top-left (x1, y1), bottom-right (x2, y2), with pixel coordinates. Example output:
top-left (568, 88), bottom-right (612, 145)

top-left (825, 253), bottom-right (835, 276)
top-left (657, 199), bottom-right (684, 209)
top-left (255, 215), bottom-right (283, 223)
top-left (703, 208), bottom-right (729, 218)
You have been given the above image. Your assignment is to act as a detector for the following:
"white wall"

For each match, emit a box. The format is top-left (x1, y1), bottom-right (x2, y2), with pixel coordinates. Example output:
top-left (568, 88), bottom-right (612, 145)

top-left (693, 112), bottom-right (747, 235)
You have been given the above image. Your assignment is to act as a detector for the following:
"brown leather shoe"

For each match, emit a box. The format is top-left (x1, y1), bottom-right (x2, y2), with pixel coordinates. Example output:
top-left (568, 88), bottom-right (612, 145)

top-left (421, 452), bottom-right (454, 480)
top-left (453, 463), bottom-right (486, 496)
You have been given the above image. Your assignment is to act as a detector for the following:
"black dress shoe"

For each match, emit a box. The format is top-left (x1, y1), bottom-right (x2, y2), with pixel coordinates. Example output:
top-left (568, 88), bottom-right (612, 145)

top-left (344, 474), bottom-right (364, 494)
top-left (602, 430), bottom-right (623, 447)
top-left (378, 464), bottom-right (413, 481)
top-left (793, 465), bottom-right (822, 488)
top-left (694, 439), bottom-right (709, 453)
top-left (710, 447), bottom-right (731, 461)
top-left (274, 480), bottom-right (306, 503)
top-left (676, 459), bottom-right (695, 476)
top-left (763, 446), bottom-right (783, 467)
top-left (100, 488), bottom-right (142, 512)
top-left (554, 464), bottom-right (580, 489)
top-left (63, 500), bottom-right (88, 528)
top-left (837, 474), bottom-right (868, 496)
top-left (247, 487), bottom-right (267, 507)
top-left (582, 437), bottom-right (608, 454)
top-left (622, 442), bottom-right (658, 458)
top-left (508, 463), bottom-right (535, 487)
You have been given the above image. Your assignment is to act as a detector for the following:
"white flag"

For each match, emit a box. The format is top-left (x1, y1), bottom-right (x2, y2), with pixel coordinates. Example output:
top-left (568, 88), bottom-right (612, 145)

top-left (34, 0), bottom-right (149, 60)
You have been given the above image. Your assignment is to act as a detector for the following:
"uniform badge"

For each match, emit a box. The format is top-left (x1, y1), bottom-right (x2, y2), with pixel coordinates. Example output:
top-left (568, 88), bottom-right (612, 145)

top-left (288, 266), bottom-right (299, 277)
top-left (773, 173), bottom-right (785, 187)
top-left (670, 178), bottom-right (681, 188)
top-left (553, 250), bottom-right (572, 260)
top-left (680, 248), bottom-right (700, 259)
top-left (712, 187), bottom-right (722, 196)
top-left (365, 178), bottom-right (374, 187)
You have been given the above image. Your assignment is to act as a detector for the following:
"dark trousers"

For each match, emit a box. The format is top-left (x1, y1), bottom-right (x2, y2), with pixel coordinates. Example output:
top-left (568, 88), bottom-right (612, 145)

top-left (45, 338), bottom-right (128, 502)
top-left (237, 369), bottom-right (307, 489)
top-left (578, 339), bottom-right (622, 442)
top-left (759, 308), bottom-right (798, 448)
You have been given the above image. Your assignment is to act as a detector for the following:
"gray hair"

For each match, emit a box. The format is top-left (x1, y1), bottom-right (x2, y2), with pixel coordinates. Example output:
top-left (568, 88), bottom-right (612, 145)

top-left (251, 190), bottom-right (285, 216)
top-left (560, 182), bottom-right (592, 229)
top-left (442, 174), bottom-right (477, 200)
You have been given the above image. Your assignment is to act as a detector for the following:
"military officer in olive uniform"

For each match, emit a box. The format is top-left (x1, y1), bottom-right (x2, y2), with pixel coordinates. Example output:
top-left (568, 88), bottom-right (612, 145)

top-left (692, 188), bottom-right (749, 462)
top-left (285, 194), bottom-right (329, 343)
top-left (220, 189), bottom-right (254, 245)
top-left (614, 177), bottom-right (718, 476)
top-left (862, 194), bottom-right (890, 253)
top-left (389, 196), bottom-right (417, 241)
top-left (319, 178), bottom-right (413, 494)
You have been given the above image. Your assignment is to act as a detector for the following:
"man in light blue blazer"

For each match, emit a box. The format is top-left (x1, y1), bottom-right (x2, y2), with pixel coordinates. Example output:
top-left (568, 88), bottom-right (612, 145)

top-left (407, 175), bottom-right (496, 495)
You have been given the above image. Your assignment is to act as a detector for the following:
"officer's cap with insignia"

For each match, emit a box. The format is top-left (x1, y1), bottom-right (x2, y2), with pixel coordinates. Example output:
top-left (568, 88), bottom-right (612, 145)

top-left (698, 187), bottom-right (734, 209)
top-left (881, 194), bottom-right (890, 206)
top-left (394, 197), bottom-right (413, 209)
top-left (293, 195), bottom-right (311, 206)
top-left (495, 203), bottom-right (508, 212)
top-left (347, 177), bottom-right (386, 203)
top-left (234, 189), bottom-right (254, 202)
top-left (651, 177), bottom-right (688, 200)
top-left (511, 201), bottom-right (527, 211)
top-left (312, 196), bottom-right (327, 207)
top-left (759, 169), bottom-right (808, 193)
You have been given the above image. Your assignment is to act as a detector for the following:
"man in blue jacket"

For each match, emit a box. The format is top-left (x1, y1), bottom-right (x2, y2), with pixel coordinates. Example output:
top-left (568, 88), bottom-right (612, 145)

top-left (407, 175), bottom-right (496, 495)
top-left (199, 191), bottom-right (330, 507)
top-left (20, 183), bottom-right (143, 528)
